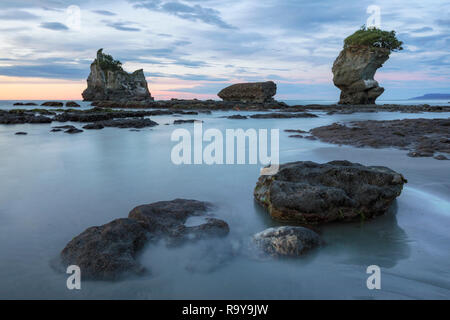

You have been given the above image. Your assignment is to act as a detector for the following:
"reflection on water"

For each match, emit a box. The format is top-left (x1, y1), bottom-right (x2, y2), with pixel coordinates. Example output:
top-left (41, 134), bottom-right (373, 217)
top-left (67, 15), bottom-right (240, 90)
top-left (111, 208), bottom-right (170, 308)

top-left (0, 102), bottom-right (449, 299)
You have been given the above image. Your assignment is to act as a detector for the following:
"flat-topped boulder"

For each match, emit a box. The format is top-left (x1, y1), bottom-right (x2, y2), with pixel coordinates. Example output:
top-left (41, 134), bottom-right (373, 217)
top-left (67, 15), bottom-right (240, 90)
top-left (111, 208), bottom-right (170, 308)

top-left (218, 81), bottom-right (277, 103)
top-left (82, 49), bottom-right (153, 102)
top-left (254, 160), bottom-right (407, 224)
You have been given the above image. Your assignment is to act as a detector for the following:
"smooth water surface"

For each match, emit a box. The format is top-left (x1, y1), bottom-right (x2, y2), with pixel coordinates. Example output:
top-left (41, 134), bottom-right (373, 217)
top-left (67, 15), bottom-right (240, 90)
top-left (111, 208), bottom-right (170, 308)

top-left (0, 100), bottom-right (449, 299)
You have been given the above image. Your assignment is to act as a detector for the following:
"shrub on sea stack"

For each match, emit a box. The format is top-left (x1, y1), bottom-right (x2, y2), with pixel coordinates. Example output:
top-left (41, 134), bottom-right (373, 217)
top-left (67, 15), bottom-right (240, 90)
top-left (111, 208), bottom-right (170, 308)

top-left (344, 26), bottom-right (403, 52)
top-left (332, 26), bottom-right (403, 105)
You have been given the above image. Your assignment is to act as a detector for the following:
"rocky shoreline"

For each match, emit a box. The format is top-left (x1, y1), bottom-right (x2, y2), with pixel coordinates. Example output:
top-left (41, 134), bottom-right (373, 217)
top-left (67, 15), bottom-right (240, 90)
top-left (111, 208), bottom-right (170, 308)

top-left (309, 118), bottom-right (450, 160)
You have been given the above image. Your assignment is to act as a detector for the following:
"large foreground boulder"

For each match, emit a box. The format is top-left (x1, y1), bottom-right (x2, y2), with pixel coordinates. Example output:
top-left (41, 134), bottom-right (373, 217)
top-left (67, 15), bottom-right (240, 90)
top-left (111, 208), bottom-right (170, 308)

top-left (332, 46), bottom-right (390, 104)
top-left (82, 49), bottom-right (153, 102)
top-left (59, 199), bottom-right (229, 280)
top-left (60, 218), bottom-right (149, 280)
top-left (218, 81), bottom-right (276, 103)
top-left (254, 160), bottom-right (406, 224)
top-left (253, 226), bottom-right (320, 257)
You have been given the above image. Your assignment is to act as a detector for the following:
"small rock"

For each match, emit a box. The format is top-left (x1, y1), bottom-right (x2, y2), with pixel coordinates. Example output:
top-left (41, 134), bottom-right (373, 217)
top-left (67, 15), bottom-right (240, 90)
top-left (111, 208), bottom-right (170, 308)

top-left (66, 101), bottom-right (81, 107)
top-left (253, 226), bottom-right (320, 257)
top-left (41, 101), bottom-right (64, 107)
top-left (65, 128), bottom-right (83, 134)
top-left (82, 123), bottom-right (104, 130)
top-left (434, 154), bottom-right (448, 160)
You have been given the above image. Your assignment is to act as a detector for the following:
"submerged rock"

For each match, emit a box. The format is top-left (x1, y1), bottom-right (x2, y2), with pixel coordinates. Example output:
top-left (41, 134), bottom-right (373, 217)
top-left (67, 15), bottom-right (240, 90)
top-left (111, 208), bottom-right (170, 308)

top-left (0, 110), bottom-right (52, 124)
top-left (128, 199), bottom-right (229, 241)
top-left (250, 112), bottom-right (317, 119)
top-left (218, 81), bottom-right (277, 103)
top-left (13, 102), bottom-right (37, 106)
top-left (15, 132), bottom-right (27, 135)
top-left (60, 199), bottom-right (229, 280)
top-left (82, 49), bottom-right (153, 102)
top-left (60, 218), bottom-right (149, 280)
top-left (254, 160), bottom-right (406, 224)
top-left (41, 101), bottom-right (64, 107)
top-left (332, 46), bottom-right (390, 104)
top-left (253, 226), bottom-right (320, 257)
top-left (66, 101), bottom-right (80, 107)
top-left (96, 118), bottom-right (158, 129)
top-left (82, 123), bottom-right (104, 130)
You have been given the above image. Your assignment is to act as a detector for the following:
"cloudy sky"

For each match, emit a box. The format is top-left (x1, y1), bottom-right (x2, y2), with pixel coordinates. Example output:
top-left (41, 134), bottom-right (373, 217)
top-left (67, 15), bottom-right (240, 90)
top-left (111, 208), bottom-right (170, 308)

top-left (0, 0), bottom-right (449, 100)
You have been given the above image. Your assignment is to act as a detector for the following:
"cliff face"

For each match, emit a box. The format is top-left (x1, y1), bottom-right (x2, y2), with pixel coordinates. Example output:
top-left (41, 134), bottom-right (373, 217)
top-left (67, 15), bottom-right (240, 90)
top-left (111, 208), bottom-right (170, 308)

top-left (82, 49), bottom-right (153, 102)
top-left (332, 46), bottom-right (390, 104)
top-left (218, 81), bottom-right (277, 103)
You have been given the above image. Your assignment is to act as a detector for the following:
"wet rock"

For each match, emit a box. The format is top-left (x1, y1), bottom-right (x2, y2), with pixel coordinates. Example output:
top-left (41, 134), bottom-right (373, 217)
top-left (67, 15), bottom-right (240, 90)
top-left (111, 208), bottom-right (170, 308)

top-left (0, 110), bottom-right (52, 124)
top-left (15, 132), bottom-right (27, 135)
top-left (60, 218), bottom-right (149, 280)
top-left (173, 119), bottom-right (202, 124)
top-left (41, 101), bottom-right (64, 107)
top-left (218, 81), bottom-right (277, 103)
top-left (310, 118), bottom-right (450, 159)
top-left (13, 102), bottom-right (37, 106)
top-left (97, 118), bottom-right (158, 129)
top-left (253, 226), bottom-right (320, 257)
top-left (226, 114), bottom-right (248, 119)
top-left (60, 199), bottom-right (229, 280)
top-left (82, 123), bottom-right (104, 130)
top-left (433, 155), bottom-right (448, 160)
top-left (284, 129), bottom-right (307, 134)
top-left (128, 199), bottom-right (229, 241)
top-left (82, 49), bottom-right (153, 102)
top-left (254, 160), bottom-right (407, 224)
top-left (66, 101), bottom-right (80, 107)
top-left (250, 112), bottom-right (317, 119)
top-left (332, 46), bottom-right (390, 104)
top-left (65, 127), bottom-right (83, 134)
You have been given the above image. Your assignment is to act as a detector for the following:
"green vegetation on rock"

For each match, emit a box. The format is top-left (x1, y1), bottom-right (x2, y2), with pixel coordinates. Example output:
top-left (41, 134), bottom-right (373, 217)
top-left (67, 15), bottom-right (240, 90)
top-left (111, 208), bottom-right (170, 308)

top-left (98, 52), bottom-right (123, 72)
top-left (344, 26), bottom-right (403, 52)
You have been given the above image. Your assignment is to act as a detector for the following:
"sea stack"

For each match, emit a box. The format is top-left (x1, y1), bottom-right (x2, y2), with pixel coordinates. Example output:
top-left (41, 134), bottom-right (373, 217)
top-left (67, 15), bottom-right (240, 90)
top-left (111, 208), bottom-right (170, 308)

top-left (218, 81), bottom-right (276, 103)
top-left (332, 27), bottom-right (403, 105)
top-left (332, 46), bottom-right (389, 104)
top-left (82, 49), bottom-right (153, 102)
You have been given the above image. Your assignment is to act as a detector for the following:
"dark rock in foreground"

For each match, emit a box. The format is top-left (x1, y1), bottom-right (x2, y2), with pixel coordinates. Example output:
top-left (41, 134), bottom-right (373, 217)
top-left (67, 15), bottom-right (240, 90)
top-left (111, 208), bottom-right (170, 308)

top-left (310, 118), bottom-right (450, 159)
top-left (253, 226), bottom-right (320, 257)
top-left (218, 81), bottom-right (277, 103)
top-left (250, 112), bottom-right (317, 119)
top-left (41, 101), bottom-right (64, 107)
top-left (254, 160), bottom-right (406, 224)
top-left (60, 199), bottom-right (229, 280)
top-left (60, 218), bottom-right (149, 280)
top-left (15, 132), bottom-right (27, 135)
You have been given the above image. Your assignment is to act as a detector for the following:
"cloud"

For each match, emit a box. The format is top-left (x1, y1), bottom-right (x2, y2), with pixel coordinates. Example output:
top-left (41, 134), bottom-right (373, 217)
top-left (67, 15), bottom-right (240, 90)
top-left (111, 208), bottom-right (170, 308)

top-left (40, 22), bottom-right (69, 31)
top-left (130, 0), bottom-right (235, 29)
top-left (106, 21), bottom-right (141, 32)
top-left (0, 10), bottom-right (39, 20)
top-left (92, 10), bottom-right (117, 16)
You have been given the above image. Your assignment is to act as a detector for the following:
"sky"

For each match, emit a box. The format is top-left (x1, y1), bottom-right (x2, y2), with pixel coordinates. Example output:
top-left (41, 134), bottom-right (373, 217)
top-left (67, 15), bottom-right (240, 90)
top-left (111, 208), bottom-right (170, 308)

top-left (0, 0), bottom-right (449, 101)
